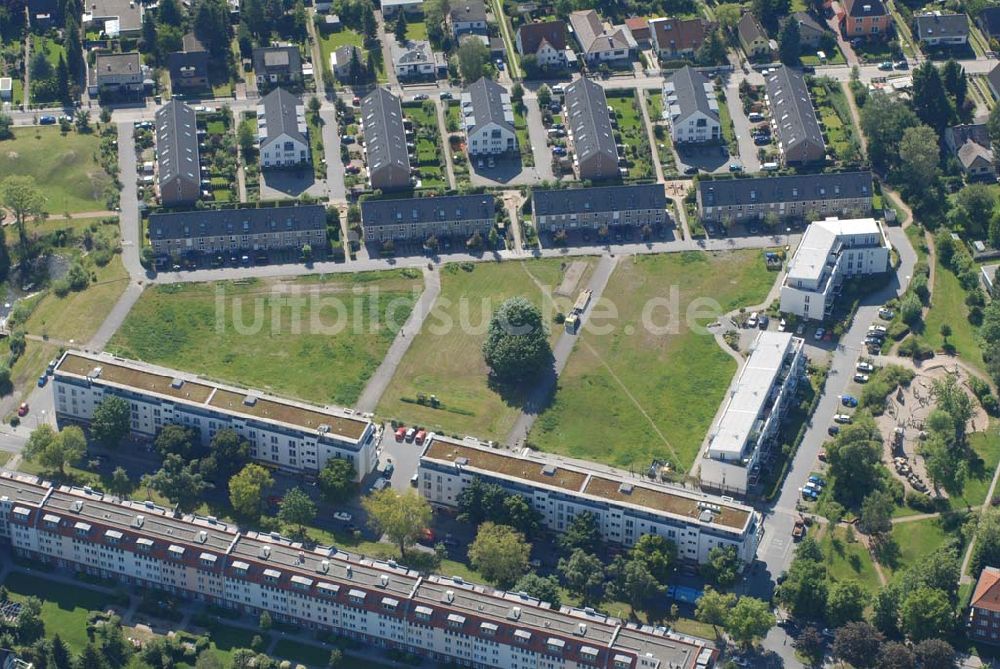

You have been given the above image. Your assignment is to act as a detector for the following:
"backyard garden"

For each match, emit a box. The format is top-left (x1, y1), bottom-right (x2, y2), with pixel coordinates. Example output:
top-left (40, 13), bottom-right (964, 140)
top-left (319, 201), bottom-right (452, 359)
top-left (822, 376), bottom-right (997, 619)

top-left (606, 89), bottom-right (655, 181)
top-left (402, 100), bottom-right (448, 189)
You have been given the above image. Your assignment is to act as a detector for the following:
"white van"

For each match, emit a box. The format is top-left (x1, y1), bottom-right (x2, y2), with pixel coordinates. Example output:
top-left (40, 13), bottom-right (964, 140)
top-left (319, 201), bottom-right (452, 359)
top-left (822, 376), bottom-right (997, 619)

top-left (762, 162), bottom-right (779, 171)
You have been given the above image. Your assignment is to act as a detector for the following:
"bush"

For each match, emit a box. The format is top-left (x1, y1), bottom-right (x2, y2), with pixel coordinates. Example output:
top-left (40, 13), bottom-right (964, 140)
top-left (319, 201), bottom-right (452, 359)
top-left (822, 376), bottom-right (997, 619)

top-left (898, 336), bottom-right (934, 360)
top-left (51, 278), bottom-right (71, 297)
top-left (887, 320), bottom-right (909, 341)
top-left (905, 491), bottom-right (936, 512)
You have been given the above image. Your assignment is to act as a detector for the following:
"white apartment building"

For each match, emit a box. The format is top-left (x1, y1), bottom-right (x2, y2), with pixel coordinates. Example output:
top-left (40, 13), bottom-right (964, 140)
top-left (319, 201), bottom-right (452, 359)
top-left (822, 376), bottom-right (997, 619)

top-left (419, 436), bottom-right (763, 565)
top-left (0, 471), bottom-right (717, 669)
top-left (779, 217), bottom-right (891, 321)
top-left (52, 351), bottom-right (377, 480)
top-left (700, 332), bottom-right (806, 496)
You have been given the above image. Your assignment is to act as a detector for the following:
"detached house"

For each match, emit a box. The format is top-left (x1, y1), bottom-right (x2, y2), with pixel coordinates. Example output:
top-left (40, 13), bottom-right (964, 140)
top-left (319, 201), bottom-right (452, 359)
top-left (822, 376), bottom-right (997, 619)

top-left (978, 6), bottom-right (1000, 38)
top-left (569, 10), bottom-right (632, 64)
top-left (989, 62), bottom-right (1000, 100)
top-left (791, 12), bottom-right (828, 47)
top-left (167, 33), bottom-right (209, 91)
top-left (840, 0), bottom-right (892, 39)
top-left (462, 78), bottom-right (517, 156)
top-left (663, 66), bottom-right (720, 144)
top-left (737, 13), bottom-right (770, 58)
top-left (516, 21), bottom-right (569, 68)
top-left (89, 52), bottom-right (143, 98)
top-left (392, 40), bottom-right (447, 79)
top-left (945, 124), bottom-right (995, 180)
top-left (970, 567), bottom-right (1000, 645)
top-left (252, 46), bottom-right (303, 86)
top-left (330, 45), bottom-right (363, 81)
top-left (449, 0), bottom-right (487, 37)
top-left (257, 87), bottom-right (309, 169)
top-left (649, 17), bottom-right (711, 60)
top-left (914, 13), bottom-right (970, 46)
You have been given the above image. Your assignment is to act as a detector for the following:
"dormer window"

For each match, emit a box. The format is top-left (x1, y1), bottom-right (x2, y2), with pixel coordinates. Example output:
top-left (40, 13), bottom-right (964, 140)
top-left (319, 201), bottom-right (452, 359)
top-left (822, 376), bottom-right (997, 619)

top-left (447, 613), bottom-right (465, 629)
top-left (105, 529), bottom-right (123, 545)
top-left (415, 606), bottom-right (433, 621)
top-left (168, 545), bottom-right (185, 560)
top-left (200, 553), bottom-right (217, 568)
top-left (74, 521), bottom-right (91, 537)
top-left (382, 597), bottom-right (399, 611)
top-left (232, 560), bottom-right (249, 576)
top-left (263, 569), bottom-right (281, 584)
top-left (348, 589), bottom-right (366, 605)
top-left (291, 575), bottom-right (313, 590)
top-left (480, 622), bottom-right (498, 636)
top-left (137, 538), bottom-right (153, 552)
top-left (546, 638), bottom-right (566, 654)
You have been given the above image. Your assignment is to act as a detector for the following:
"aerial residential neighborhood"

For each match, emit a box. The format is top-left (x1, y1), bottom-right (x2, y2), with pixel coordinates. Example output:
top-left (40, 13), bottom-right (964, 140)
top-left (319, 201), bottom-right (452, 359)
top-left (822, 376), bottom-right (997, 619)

top-left (5, 0), bottom-right (1000, 666)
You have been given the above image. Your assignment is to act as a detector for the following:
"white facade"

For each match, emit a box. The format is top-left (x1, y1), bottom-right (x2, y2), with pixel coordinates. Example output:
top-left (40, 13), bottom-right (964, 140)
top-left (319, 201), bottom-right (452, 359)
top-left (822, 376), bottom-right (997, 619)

top-left (0, 471), bottom-right (715, 669)
top-left (419, 436), bottom-right (763, 565)
top-left (700, 332), bottom-right (806, 495)
top-left (668, 108), bottom-right (720, 144)
top-left (52, 351), bottom-right (377, 480)
top-left (259, 132), bottom-right (309, 168)
top-left (780, 217), bottom-right (891, 320)
top-left (466, 121), bottom-right (517, 155)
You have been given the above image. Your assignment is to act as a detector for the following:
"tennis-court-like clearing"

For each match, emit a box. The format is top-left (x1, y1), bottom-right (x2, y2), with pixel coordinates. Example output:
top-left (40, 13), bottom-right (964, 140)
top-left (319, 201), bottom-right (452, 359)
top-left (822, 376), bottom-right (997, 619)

top-left (530, 250), bottom-right (778, 472)
top-left (378, 259), bottom-right (594, 439)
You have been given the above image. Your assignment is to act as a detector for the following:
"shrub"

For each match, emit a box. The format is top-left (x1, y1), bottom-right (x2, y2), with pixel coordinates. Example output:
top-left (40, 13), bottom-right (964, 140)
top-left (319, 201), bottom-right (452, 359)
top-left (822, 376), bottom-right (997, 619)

top-left (905, 491), bottom-right (936, 512)
top-left (51, 279), bottom-right (71, 297)
top-left (898, 337), bottom-right (934, 360)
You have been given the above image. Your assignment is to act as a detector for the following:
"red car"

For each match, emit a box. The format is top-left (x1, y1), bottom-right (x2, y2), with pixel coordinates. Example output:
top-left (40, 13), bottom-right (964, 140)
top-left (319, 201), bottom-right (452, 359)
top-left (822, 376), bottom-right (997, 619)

top-left (415, 429), bottom-right (427, 445)
top-left (17, 403), bottom-right (28, 417)
top-left (395, 426), bottom-right (406, 442)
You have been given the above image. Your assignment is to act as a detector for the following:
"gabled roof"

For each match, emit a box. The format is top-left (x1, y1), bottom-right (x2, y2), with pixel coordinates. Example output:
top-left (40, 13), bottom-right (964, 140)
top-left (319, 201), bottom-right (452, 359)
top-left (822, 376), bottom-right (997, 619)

top-left (564, 77), bottom-right (617, 166)
top-left (569, 10), bottom-right (630, 52)
top-left (843, 0), bottom-right (887, 17)
top-left (792, 11), bottom-right (827, 36)
top-left (945, 123), bottom-right (989, 152)
top-left (915, 12), bottom-right (969, 39)
top-left (532, 184), bottom-right (667, 216)
top-left (958, 140), bottom-right (993, 169)
top-left (252, 46), bottom-right (302, 76)
top-left (332, 44), bottom-right (361, 68)
top-left (517, 20), bottom-right (567, 53)
top-left (361, 88), bottom-right (411, 177)
top-left (649, 17), bottom-right (710, 53)
top-left (149, 205), bottom-right (327, 240)
top-left (973, 567), bottom-right (1000, 613)
top-left (155, 101), bottom-right (200, 192)
top-left (978, 6), bottom-right (1000, 36)
top-left (764, 65), bottom-right (825, 156)
top-left (259, 87), bottom-right (306, 149)
top-left (449, 0), bottom-right (486, 23)
top-left (95, 52), bottom-right (141, 77)
top-left (462, 77), bottom-right (514, 135)
top-left (664, 66), bottom-right (719, 124)
top-left (738, 12), bottom-right (767, 45)
top-left (361, 194), bottom-right (496, 227)
top-left (989, 63), bottom-right (1000, 98)
top-left (697, 172), bottom-right (873, 207)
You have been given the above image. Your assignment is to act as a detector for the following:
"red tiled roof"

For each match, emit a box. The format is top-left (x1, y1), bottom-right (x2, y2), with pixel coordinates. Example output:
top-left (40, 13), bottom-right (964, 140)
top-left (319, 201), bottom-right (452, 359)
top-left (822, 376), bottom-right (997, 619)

top-left (972, 567), bottom-right (1000, 613)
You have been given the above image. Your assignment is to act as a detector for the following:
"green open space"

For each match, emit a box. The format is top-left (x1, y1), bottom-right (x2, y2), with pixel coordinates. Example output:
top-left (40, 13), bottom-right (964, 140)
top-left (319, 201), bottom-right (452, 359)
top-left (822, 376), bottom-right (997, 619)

top-left (644, 91), bottom-right (678, 176)
top-left (512, 103), bottom-right (534, 167)
top-left (0, 127), bottom-right (112, 214)
top-left (108, 271), bottom-right (421, 407)
top-left (404, 20), bottom-right (428, 41)
top-left (606, 90), bottom-right (654, 180)
top-left (378, 259), bottom-right (593, 440)
top-left (530, 250), bottom-right (778, 472)
top-left (809, 78), bottom-right (861, 164)
top-left (815, 524), bottom-right (882, 594)
top-left (881, 513), bottom-right (966, 577)
top-left (317, 28), bottom-right (385, 82)
top-left (715, 89), bottom-right (738, 156)
top-left (403, 101), bottom-right (447, 188)
top-left (3, 571), bottom-right (113, 651)
top-left (31, 34), bottom-right (65, 68)
top-left (923, 260), bottom-right (983, 372)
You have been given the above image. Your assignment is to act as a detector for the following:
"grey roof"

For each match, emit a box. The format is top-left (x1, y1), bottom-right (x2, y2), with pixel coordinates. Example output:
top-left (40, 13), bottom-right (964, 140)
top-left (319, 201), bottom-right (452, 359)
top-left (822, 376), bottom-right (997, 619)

top-left (532, 184), bottom-right (667, 216)
top-left (915, 13), bottom-right (969, 39)
top-left (958, 140), bottom-right (993, 168)
top-left (155, 101), bottom-right (200, 192)
top-left (791, 11), bottom-right (826, 36)
top-left (664, 66), bottom-right (718, 124)
top-left (844, 0), bottom-right (887, 18)
top-left (95, 52), bottom-right (141, 77)
top-left (332, 45), bottom-right (361, 69)
top-left (167, 35), bottom-right (209, 82)
top-left (564, 77), bottom-right (617, 165)
top-left (738, 12), bottom-right (767, 45)
top-left (764, 66), bottom-right (825, 157)
top-left (989, 63), bottom-right (1000, 98)
top-left (697, 172), bottom-right (873, 207)
top-left (252, 46), bottom-right (302, 76)
top-left (86, 0), bottom-right (143, 32)
top-left (361, 194), bottom-right (496, 227)
top-left (945, 123), bottom-right (989, 152)
top-left (361, 88), bottom-right (411, 176)
top-left (392, 40), bottom-right (440, 67)
top-left (979, 6), bottom-right (1000, 35)
top-left (149, 205), bottom-right (326, 241)
top-left (449, 0), bottom-right (486, 23)
top-left (462, 77), bottom-right (514, 135)
top-left (259, 87), bottom-right (306, 150)
top-left (569, 10), bottom-right (629, 52)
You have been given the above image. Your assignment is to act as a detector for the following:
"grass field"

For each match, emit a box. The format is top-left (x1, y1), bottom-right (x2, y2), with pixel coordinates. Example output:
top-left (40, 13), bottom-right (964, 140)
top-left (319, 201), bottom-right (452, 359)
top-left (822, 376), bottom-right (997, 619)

top-left (403, 101), bottom-right (447, 188)
top-left (809, 78), bottom-right (861, 163)
top-left (816, 524), bottom-right (882, 594)
top-left (882, 513), bottom-right (966, 577)
top-left (530, 250), bottom-right (778, 472)
top-left (606, 90), bottom-right (654, 180)
top-left (513, 102), bottom-right (534, 167)
top-left (404, 20), bottom-right (428, 41)
top-left (0, 127), bottom-right (112, 214)
top-left (108, 271), bottom-right (421, 406)
top-left (923, 259), bottom-right (983, 372)
top-left (378, 259), bottom-right (592, 439)
top-left (4, 571), bottom-right (112, 651)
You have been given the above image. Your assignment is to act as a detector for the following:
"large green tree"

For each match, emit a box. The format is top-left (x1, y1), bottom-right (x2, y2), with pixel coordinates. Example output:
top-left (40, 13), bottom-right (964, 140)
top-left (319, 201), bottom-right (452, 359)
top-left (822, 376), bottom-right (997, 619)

top-left (24, 425), bottom-right (86, 476)
top-left (362, 488), bottom-right (432, 557)
top-left (0, 175), bottom-right (45, 260)
top-left (228, 463), bottom-right (274, 519)
top-left (318, 457), bottom-right (357, 503)
top-left (912, 62), bottom-right (953, 132)
top-left (827, 416), bottom-right (883, 507)
top-left (141, 454), bottom-right (211, 513)
top-left (91, 396), bottom-right (130, 447)
top-left (467, 522), bottom-right (531, 589)
top-left (898, 125), bottom-right (941, 193)
top-left (482, 297), bottom-right (551, 383)
top-left (557, 549), bottom-right (605, 606)
top-left (826, 580), bottom-right (868, 628)
top-left (860, 94), bottom-right (919, 172)
top-left (724, 597), bottom-right (774, 649)
top-left (899, 586), bottom-right (953, 641)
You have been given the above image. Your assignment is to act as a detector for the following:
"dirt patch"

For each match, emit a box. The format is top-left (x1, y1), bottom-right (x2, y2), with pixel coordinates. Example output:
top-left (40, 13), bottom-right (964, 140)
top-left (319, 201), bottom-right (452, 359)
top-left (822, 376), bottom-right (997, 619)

top-left (5, 151), bottom-right (18, 160)
top-left (555, 260), bottom-right (587, 297)
top-left (875, 361), bottom-right (988, 497)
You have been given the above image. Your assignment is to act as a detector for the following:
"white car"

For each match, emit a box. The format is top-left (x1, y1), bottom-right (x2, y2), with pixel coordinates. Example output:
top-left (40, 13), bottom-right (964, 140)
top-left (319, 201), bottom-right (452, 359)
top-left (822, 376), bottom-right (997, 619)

top-left (333, 512), bottom-right (353, 523)
top-left (868, 325), bottom-right (888, 335)
top-left (814, 327), bottom-right (825, 340)
top-left (857, 361), bottom-right (874, 373)
top-left (747, 312), bottom-right (758, 328)
top-left (854, 373), bottom-right (870, 383)
top-left (834, 414), bottom-right (853, 424)
top-left (778, 318), bottom-right (787, 332)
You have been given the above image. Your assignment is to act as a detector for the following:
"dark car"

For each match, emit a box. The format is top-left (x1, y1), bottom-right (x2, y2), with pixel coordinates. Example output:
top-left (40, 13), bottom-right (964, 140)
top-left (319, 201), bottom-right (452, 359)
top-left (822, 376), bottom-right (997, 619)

top-left (39, 115), bottom-right (57, 125)
top-left (828, 425), bottom-right (840, 436)
top-left (683, 166), bottom-right (699, 175)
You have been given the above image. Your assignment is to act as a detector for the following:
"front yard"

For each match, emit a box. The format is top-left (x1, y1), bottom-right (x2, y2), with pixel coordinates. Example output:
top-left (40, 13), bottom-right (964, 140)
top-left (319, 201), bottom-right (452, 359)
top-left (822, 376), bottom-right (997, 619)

top-left (606, 89), bottom-right (654, 181)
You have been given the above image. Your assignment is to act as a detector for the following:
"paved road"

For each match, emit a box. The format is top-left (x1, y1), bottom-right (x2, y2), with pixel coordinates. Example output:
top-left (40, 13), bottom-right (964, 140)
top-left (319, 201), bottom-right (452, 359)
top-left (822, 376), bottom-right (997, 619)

top-left (434, 99), bottom-right (458, 190)
top-left (320, 107), bottom-right (346, 202)
top-left (355, 266), bottom-right (441, 414)
top-left (116, 122), bottom-right (143, 278)
top-left (524, 95), bottom-right (556, 182)
top-left (725, 75), bottom-right (762, 173)
top-left (506, 254), bottom-right (619, 446)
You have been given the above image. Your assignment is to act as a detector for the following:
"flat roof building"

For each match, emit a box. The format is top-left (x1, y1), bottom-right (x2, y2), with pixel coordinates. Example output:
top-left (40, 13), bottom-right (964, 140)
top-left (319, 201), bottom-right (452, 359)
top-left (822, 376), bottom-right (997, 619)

top-left (0, 470), bottom-right (716, 669)
top-left (780, 217), bottom-right (891, 320)
top-left (700, 331), bottom-right (806, 495)
top-left (360, 88), bottom-right (412, 192)
top-left (155, 101), bottom-right (201, 207)
top-left (361, 194), bottom-right (496, 242)
top-left (420, 435), bottom-right (763, 565)
top-left (53, 350), bottom-right (376, 479)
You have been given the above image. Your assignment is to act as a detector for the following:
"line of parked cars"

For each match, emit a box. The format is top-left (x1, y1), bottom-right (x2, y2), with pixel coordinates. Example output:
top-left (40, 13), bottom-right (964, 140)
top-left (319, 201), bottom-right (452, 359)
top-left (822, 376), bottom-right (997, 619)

top-left (394, 425), bottom-right (428, 445)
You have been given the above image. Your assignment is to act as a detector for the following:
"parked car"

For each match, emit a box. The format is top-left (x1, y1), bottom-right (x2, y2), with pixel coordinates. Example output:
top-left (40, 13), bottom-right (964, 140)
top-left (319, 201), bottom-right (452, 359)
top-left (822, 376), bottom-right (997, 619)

top-left (438, 91), bottom-right (453, 100)
top-left (748, 112), bottom-right (764, 122)
top-left (827, 425), bottom-right (839, 436)
top-left (728, 162), bottom-right (742, 172)
top-left (857, 361), bottom-right (874, 373)
top-left (746, 312), bottom-right (759, 328)
top-left (372, 478), bottom-right (391, 491)
top-left (415, 429), bottom-right (427, 445)
top-left (37, 374), bottom-right (47, 387)
top-left (834, 413), bottom-right (853, 424)
top-left (841, 395), bottom-right (858, 407)
top-left (869, 325), bottom-right (888, 335)
top-left (333, 512), bottom-right (352, 522)
top-left (878, 61), bottom-right (893, 70)
top-left (894, 60), bottom-right (909, 69)
top-left (39, 116), bottom-right (57, 125)
top-left (854, 373), bottom-right (870, 383)
top-left (412, 94), bottom-right (429, 101)
top-left (394, 426), bottom-right (406, 441)
top-left (814, 327), bottom-right (825, 340)
top-left (809, 475), bottom-right (826, 486)
top-left (17, 403), bottom-right (28, 417)
top-left (778, 318), bottom-right (787, 332)
top-left (405, 427), bottom-right (416, 442)
top-left (758, 315), bottom-right (769, 329)
top-left (551, 146), bottom-right (567, 156)
top-left (683, 166), bottom-right (699, 175)
top-left (383, 462), bottom-right (395, 477)
top-left (879, 307), bottom-right (895, 320)
top-left (818, 450), bottom-right (827, 461)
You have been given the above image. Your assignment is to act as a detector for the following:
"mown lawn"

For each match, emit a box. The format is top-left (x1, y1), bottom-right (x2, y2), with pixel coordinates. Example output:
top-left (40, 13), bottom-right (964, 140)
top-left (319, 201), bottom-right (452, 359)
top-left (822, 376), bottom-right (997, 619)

top-left (404, 20), bottom-right (428, 41)
top-left (923, 259), bottom-right (983, 372)
top-left (816, 524), bottom-right (882, 595)
top-left (4, 571), bottom-right (113, 652)
top-left (606, 90), bottom-right (654, 180)
top-left (809, 78), bottom-right (861, 163)
top-left (530, 250), bottom-right (778, 472)
top-left (513, 102), bottom-right (534, 167)
top-left (108, 271), bottom-right (421, 406)
top-left (403, 101), bottom-right (447, 188)
top-left (0, 127), bottom-right (112, 214)
top-left (378, 259), bottom-right (593, 440)
top-left (881, 514), bottom-right (967, 577)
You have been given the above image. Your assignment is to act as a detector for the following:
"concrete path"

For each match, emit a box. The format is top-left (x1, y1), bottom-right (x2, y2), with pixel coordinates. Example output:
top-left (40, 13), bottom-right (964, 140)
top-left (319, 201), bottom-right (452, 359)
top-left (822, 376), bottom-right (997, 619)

top-left (88, 281), bottom-right (145, 351)
top-left (116, 122), bottom-right (144, 278)
top-left (505, 254), bottom-right (619, 446)
top-left (354, 266), bottom-right (441, 414)
top-left (523, 95), bottom-right (555, 182)
top-left (637, 89), bottom-right (666, 184)
top-left (376, 11), bottom-right (400, 90)
top-left (724, 77), bottom-right (761, 173)
top-left (321, 107), bottom-right (346, 204)
top-left (434, 99), bottom-right (457, 190)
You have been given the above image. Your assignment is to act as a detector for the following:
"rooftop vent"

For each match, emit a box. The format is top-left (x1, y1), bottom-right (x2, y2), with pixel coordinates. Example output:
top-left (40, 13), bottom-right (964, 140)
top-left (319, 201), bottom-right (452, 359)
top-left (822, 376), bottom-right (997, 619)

top-left (243, 395), bottom-right (258, 407)
top-left (445, 590), bottom-right (455, 603)
top-left (71, 500), bottom-right (83, 513)
top-left (576, 623), bottom-right (587, 636)
top-left (298, 551), bottom-right (305, 564)
top-left (510, 606), bottom-right (522, 619)
top-left (260, 545), bottom-right (271, 559)
top-left (699, 509), bottom-right (714, 523)
top-left (134, 515), bottom-right (144, 528)
top-left (318, 424), bottom-right (330, 433)
top-left (380, 574), bottom-right (389, 587)
top-left (455, 457), bottom-right (469, 467)
top-left (197, 531), bottom-right (207, 543)
top-left (541, 465), bottom-right (557, 476)
top-left (318, 559), bottom-right (330, 573)
top-left (170, 378), bottom-right (184, 389)
top-left (619, 482), bottom-right (633, 494)
top-left (88, 366), bottom-right (103, 379)
top-left (346, 565), bottom-right (353, 578)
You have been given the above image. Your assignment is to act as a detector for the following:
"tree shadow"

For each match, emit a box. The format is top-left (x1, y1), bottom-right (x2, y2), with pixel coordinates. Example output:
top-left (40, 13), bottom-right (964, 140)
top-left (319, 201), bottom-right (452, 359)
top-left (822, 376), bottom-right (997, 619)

top-left (872, 537), bottom-right (901, 571)
top-left (486, 352), bottom-right (558, 418)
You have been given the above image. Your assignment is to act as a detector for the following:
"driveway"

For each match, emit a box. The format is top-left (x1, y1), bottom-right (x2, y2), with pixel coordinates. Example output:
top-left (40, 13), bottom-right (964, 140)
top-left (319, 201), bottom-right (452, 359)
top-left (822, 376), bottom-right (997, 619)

top-left (725, 74), bottom-right (762, 172)
top-left (259, 167), bottom-right (325, 199)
